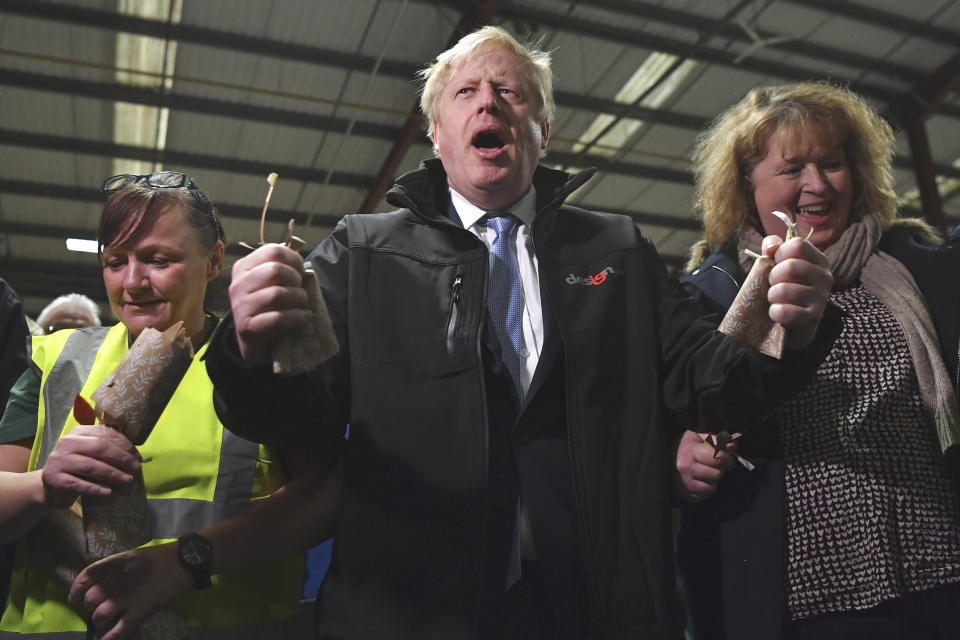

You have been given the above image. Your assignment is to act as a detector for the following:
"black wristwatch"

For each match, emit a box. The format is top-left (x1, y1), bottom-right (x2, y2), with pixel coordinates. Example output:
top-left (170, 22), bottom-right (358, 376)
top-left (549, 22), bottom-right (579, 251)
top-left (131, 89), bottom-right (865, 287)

top-left (176, 532), bottom-right (213, 590)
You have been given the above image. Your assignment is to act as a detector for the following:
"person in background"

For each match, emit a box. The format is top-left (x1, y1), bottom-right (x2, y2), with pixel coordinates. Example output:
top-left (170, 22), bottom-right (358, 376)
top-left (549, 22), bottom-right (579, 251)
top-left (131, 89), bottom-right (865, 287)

top-left (36, 293), bottom-right (101, 334)
top-left (205, 27), bottom-right (836, 640)
top-left (0, 278), bottom-right (29, 611)
top-left (0, 172), bottom-right (339, 640)
top-left (675, 82), bottom-right (960, 640)
top-left (0, 278), bottom-right (28, 431)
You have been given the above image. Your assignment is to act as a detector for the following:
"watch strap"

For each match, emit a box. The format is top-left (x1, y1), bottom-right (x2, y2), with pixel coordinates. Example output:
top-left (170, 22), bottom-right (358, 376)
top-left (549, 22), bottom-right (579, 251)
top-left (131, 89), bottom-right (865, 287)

top-left (176, 532), bottom-right (213, 590)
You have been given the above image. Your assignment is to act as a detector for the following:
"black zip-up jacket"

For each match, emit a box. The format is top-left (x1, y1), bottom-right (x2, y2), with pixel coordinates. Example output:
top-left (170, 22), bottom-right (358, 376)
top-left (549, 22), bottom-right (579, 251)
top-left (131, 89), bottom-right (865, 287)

top-left (206, 160), bottom-right (838, 640)
top-left (0, 278), bottom-right (28, 610)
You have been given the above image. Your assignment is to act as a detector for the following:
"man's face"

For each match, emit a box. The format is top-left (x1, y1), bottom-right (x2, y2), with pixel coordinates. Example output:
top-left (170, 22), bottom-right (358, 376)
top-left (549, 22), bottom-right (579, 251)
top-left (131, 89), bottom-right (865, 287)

top-left (432, 45), bottom-right (549, 212)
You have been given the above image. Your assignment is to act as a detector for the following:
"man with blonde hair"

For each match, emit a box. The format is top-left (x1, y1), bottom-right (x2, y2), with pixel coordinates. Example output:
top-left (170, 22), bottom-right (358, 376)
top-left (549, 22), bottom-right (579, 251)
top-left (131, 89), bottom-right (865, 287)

top-left (206, 26), bottom-right (837, 639)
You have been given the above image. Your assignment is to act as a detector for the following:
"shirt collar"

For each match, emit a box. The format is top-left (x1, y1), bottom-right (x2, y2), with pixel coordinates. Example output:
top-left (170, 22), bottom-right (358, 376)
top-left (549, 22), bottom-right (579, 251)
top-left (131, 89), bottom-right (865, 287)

top-left (448, 186), bottom-right (537, 230)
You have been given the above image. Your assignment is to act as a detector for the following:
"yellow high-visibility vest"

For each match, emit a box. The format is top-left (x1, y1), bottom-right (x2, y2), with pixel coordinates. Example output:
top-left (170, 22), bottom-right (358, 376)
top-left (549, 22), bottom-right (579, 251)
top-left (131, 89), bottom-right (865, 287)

top-left (1, 324), bottom-right (304, 639)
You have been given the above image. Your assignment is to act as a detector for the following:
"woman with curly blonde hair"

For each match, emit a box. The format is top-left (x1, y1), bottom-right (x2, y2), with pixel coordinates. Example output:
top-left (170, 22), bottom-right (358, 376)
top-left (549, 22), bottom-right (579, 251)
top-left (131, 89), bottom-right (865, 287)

top-left (675, 82), bottom-right (960, 640)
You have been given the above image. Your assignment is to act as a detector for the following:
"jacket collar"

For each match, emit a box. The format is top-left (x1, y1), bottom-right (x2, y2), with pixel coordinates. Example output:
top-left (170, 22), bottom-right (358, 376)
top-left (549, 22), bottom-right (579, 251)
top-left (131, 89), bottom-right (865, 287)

top-left (385, 157), bottom-right (596, 224)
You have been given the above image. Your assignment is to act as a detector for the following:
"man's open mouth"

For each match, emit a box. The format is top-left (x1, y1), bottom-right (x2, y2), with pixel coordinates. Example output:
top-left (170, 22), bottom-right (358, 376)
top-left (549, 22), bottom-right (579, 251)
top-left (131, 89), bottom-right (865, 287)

top-left (473, 131), bottom-right (505, 149)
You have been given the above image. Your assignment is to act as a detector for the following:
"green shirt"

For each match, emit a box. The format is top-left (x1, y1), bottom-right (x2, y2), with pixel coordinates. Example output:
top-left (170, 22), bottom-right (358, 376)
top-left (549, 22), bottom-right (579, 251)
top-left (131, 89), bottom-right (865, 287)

top-left (0, 368), bottom-right (39, 445)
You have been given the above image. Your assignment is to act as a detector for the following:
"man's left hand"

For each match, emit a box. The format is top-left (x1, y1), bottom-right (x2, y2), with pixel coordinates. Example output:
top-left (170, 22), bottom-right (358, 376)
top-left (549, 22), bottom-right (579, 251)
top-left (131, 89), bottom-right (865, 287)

top-left (68, 543), bottom-right (191, 640)
top-left (763, 235), bottom-right (834, 350)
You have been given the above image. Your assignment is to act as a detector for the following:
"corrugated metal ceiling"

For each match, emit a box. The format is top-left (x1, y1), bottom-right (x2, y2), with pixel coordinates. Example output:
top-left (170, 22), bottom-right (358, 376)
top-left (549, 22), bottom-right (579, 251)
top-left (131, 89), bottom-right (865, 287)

top-left (1, 0), bottom-right (959, 318)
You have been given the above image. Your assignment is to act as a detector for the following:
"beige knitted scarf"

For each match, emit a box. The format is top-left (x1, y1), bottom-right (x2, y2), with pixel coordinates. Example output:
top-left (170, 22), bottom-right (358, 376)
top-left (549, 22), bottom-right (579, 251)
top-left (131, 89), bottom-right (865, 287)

top-left (739, 215), bottom-right (960, 451)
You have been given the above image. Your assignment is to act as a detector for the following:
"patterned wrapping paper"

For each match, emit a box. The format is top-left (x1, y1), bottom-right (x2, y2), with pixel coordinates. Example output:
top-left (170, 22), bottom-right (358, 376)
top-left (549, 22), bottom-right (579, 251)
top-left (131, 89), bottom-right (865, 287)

top-left (90, 323), bottom-right (193, 446)
top-left (83, 322), bottom-right (193, 639)
top-left (27, 504), bottom-right (188, 640)
top-left (718, 255), bottom-right (786, 359)
top-left (718, 214), bottom-right (801, 361)
top-left (82, 473), bottom-right (153, 561)
top-left (273, 265), bottom-right (340, 374)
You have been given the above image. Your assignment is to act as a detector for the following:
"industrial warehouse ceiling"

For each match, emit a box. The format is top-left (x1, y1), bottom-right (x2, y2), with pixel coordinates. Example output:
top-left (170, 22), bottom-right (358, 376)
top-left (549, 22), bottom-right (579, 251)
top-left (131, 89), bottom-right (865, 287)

top-left (1, 0), bottom-right (959, 318)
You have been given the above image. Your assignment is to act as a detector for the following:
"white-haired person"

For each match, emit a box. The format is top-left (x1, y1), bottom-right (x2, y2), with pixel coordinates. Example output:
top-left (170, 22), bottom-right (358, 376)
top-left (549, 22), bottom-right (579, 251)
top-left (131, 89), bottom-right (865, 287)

top-left (36, 293), bottom-right (101, 334)
top-left (204, 26), bottom-right (837, 639)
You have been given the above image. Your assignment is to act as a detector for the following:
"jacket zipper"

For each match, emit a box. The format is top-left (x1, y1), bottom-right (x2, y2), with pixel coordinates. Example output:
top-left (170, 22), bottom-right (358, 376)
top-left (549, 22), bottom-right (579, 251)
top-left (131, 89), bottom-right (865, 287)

top-left (529, 230), bottom-right (600, 626)
top-left (445, 274), bottom-right (463, 357)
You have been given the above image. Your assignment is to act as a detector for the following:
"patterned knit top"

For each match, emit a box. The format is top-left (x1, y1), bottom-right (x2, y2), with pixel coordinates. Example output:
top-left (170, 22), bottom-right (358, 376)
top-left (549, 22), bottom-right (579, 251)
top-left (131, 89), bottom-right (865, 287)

top-left (782, 282), bottom-right (960, 620)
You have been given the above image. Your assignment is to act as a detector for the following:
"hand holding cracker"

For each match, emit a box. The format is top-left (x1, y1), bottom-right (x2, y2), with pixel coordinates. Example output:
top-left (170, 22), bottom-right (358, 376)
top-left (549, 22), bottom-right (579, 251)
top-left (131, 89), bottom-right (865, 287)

top-left (232, 172), bottom-right (339, 373)
top-left (719, 211), bottom-right (833, 357)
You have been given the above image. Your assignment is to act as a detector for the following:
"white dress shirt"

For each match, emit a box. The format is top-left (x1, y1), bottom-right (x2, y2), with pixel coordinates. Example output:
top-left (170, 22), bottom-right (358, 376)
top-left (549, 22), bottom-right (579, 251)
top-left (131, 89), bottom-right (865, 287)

top-left (450, 187), bottom-right (544, 574)
top-left (449, 186), bottom-right (543, 398)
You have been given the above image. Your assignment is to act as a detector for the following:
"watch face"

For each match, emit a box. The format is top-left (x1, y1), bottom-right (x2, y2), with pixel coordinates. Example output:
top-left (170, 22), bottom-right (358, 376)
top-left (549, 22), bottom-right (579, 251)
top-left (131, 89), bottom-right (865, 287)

top-left (178, 533), bottom-right (212, 567)
top-left (178, 533), bottom-right (213, 589)
top-left (181, 539), bottom-right (208, 564)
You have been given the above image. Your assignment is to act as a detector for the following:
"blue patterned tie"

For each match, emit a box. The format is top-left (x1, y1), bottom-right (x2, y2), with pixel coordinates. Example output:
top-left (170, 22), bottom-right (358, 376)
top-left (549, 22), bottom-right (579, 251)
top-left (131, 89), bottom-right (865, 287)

top-left (483, 214), bottom-right (524, 401)
top-left (482, 214), bottom-right (525, 590)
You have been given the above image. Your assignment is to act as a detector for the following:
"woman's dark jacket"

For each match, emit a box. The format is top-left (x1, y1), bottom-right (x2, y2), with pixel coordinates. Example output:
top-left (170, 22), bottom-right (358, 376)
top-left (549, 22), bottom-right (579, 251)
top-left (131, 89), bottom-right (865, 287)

top-left (677, 225), bottom-right (960, 640)
top-left (0, 278), bottom-right (28, 421)
top-left (206, 160), bottom-right (838, 640)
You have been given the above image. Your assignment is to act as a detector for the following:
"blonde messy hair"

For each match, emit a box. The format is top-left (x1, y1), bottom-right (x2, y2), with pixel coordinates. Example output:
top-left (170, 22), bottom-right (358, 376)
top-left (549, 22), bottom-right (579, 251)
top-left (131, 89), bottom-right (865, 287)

top-left (418, 26), bottom-right (555, 150)
top-left (692, 82), bottom-right (898, 250)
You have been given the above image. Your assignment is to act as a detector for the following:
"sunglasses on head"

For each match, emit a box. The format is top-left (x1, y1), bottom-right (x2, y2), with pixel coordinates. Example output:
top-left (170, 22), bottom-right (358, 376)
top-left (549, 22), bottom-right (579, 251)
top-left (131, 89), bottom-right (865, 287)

top-left (100, 171), bottom-right (215, 215)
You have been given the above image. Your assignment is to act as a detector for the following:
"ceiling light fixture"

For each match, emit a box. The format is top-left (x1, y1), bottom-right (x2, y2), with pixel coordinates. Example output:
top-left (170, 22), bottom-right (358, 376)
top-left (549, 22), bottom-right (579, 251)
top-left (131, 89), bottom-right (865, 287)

top-left (66, 238), bottom-right (99, 254)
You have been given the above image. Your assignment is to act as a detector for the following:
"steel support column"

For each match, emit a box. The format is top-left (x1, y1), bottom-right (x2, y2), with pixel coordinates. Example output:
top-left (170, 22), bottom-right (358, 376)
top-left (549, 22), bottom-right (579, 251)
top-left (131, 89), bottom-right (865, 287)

top-left (906, 119), bottom-right (946, 232)
top-left (885, 54), bottom-right (960, 234)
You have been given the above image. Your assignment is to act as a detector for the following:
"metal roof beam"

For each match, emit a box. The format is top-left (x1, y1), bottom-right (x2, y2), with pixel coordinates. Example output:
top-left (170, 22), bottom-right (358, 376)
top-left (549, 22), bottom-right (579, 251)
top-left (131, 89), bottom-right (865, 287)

top-left (553, 90), bottom-right (707, 130)
top-left (892, 156), bottom-right (960, 180)
top-left (525, 0), bottom-right (923, 84)
top-left (1, 107), bottom-right (958, 191)
top-left (780, 0), bottom-right (960, 48)
top-left (425, 0), bottom-right (936, 109)
top-left (0, 69), bottom-right (403, 141)
top-left (2, 62), bottom-right (959, 188)
top-left (0, 178), bottom-right (344, 230)
top-left (0, 127), bottom-right (373, 189)
top-left (885, 54), bottom-right (960, 128)
top-left (6, 0), bottom-right (960, 121)
top-left (546, 151), bottom-right (692, 184)
top-left (0, 0), bottom-right (419, 77)
top-left (593, 206), bottom-right (701, 232)
top-left (0, 67), bottom-right (709, 136)
top-left (0, 127), bottom-right (701, 187)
